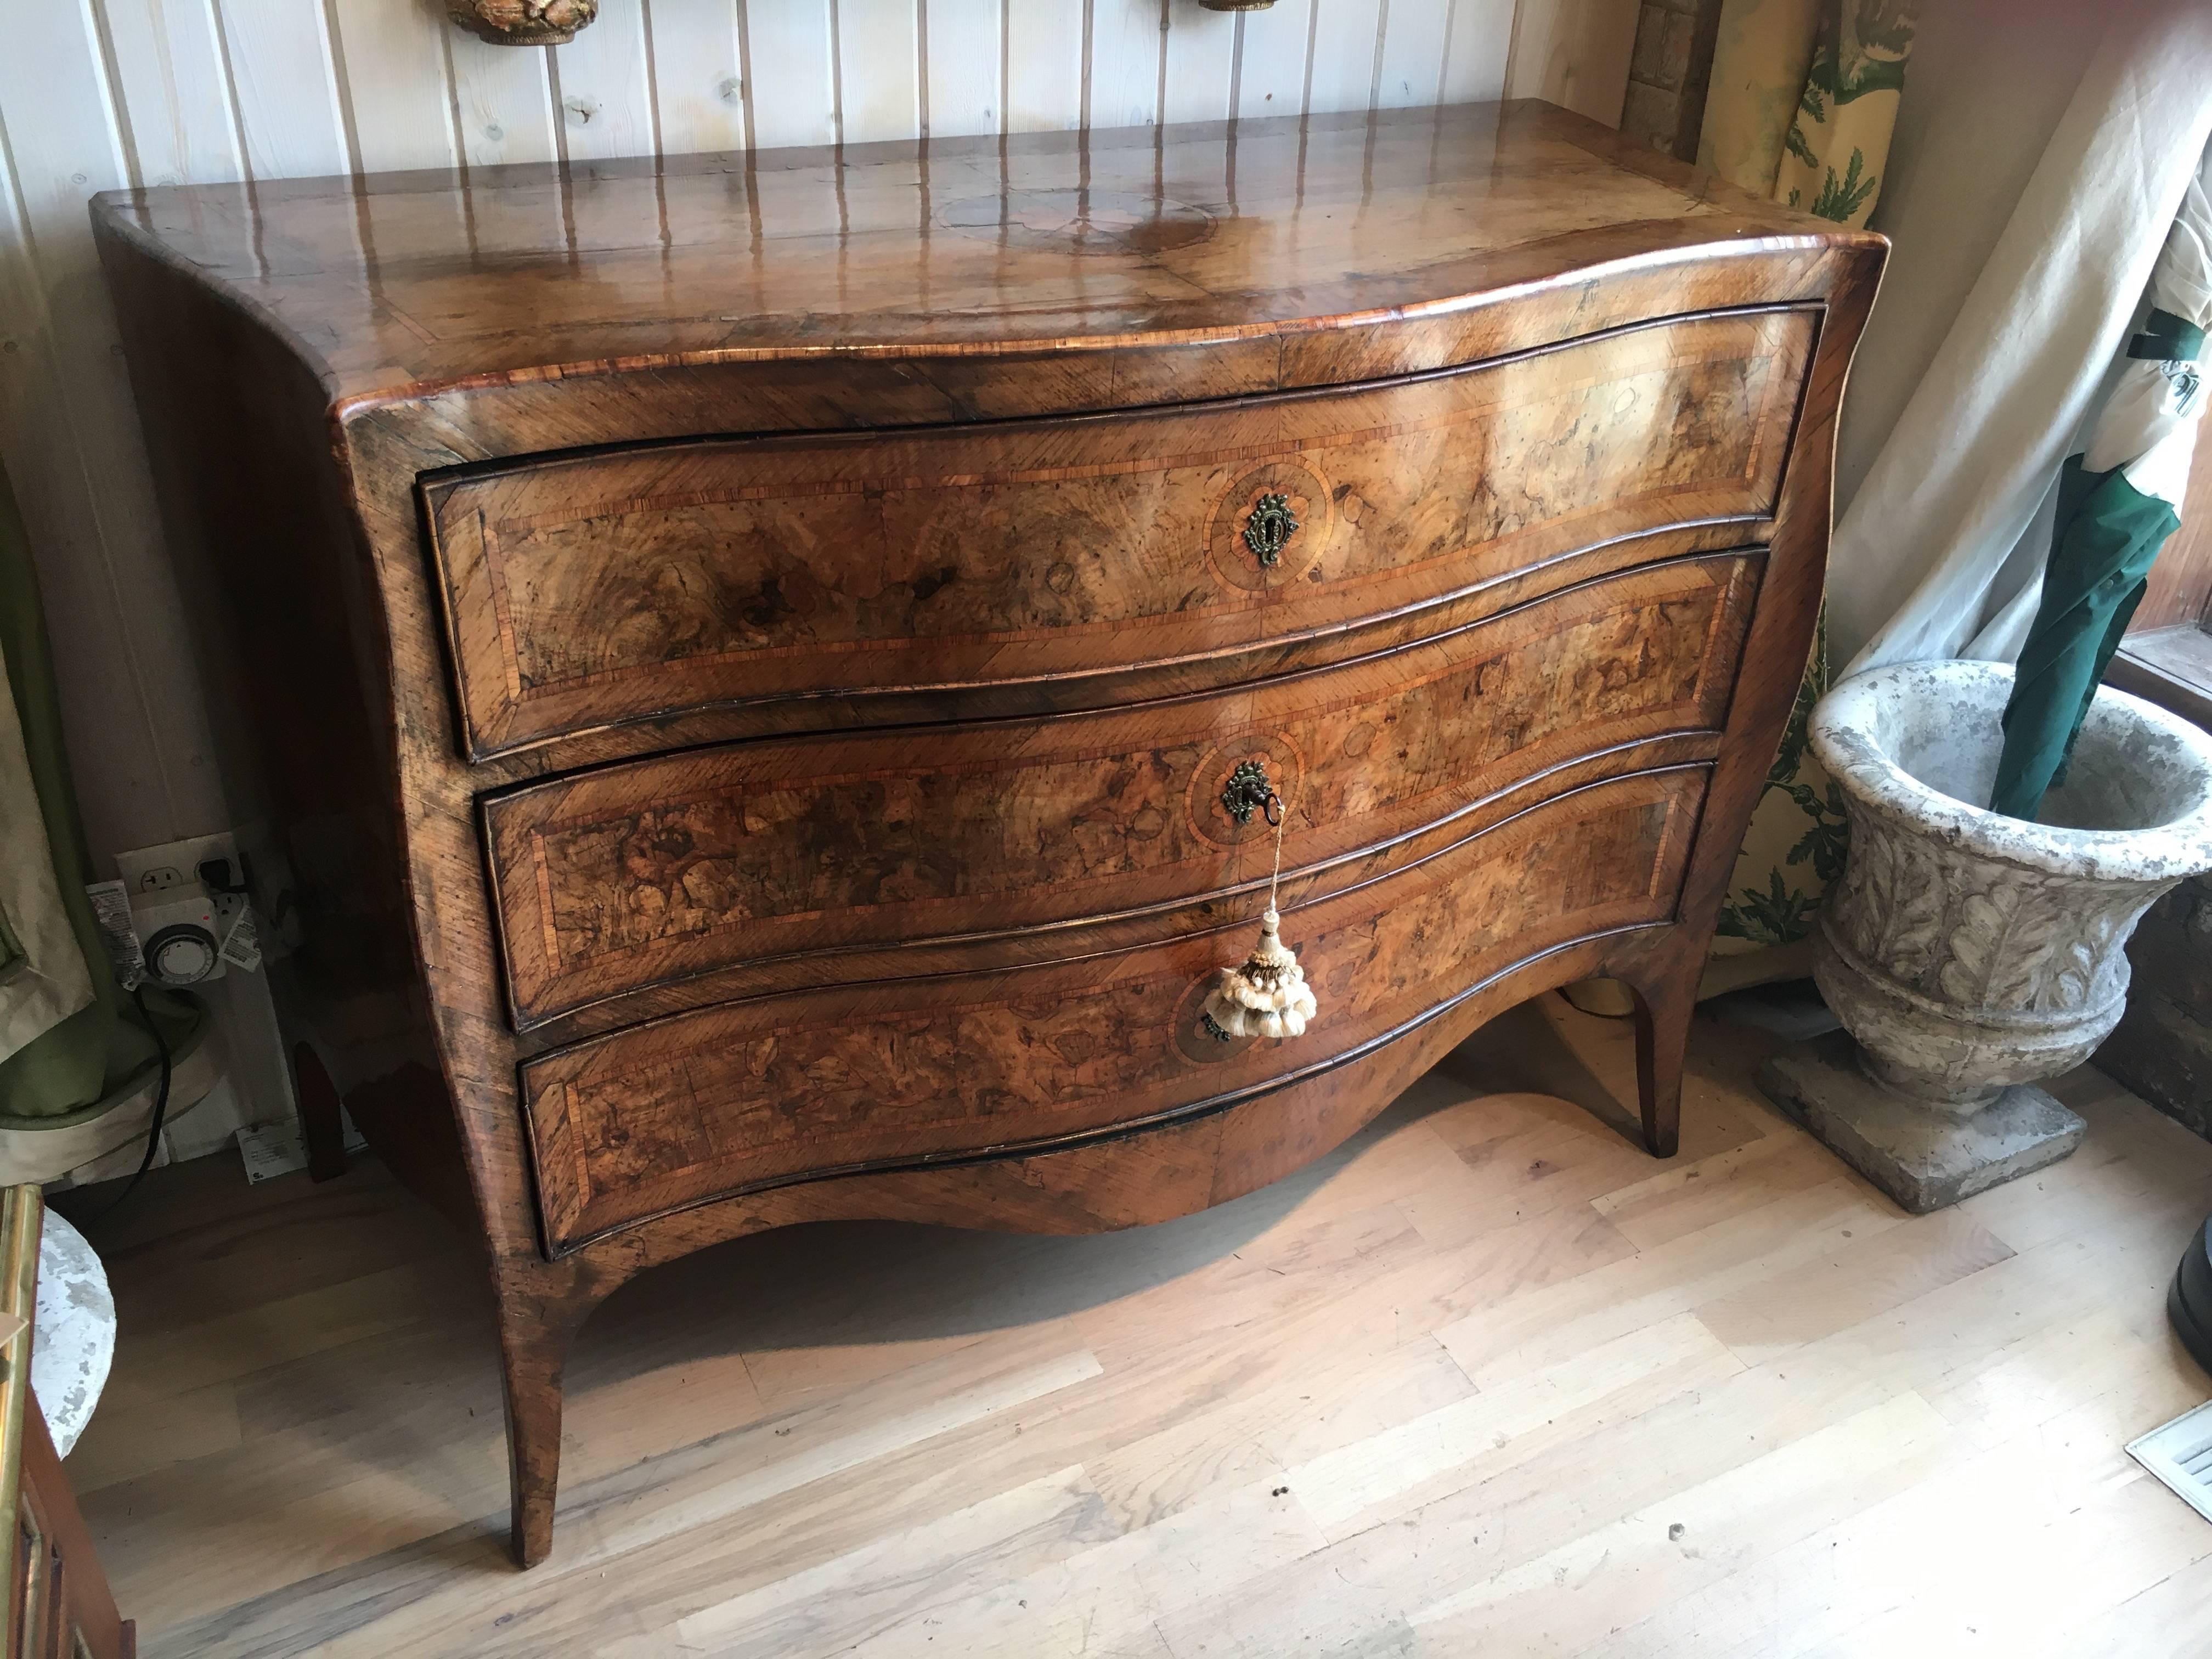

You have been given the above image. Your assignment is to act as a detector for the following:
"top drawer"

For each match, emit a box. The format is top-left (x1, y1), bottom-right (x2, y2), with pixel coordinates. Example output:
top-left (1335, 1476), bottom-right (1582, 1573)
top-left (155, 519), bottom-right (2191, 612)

top-left (424, 309), bottom-right (1814, 760)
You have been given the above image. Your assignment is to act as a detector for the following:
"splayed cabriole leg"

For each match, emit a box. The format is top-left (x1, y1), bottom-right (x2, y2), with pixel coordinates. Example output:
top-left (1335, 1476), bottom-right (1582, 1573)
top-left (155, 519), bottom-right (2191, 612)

top-left (291, 1042), bottom-right (349, 1184)
top-left (1610, 950), bottom-right (1697, 1159)
top-left (498, 1290), bottom-right (589, 1569)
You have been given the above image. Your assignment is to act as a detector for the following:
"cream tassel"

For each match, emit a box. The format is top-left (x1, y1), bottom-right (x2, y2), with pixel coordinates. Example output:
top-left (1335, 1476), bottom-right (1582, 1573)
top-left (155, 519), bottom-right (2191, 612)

top-left (1198, 769), bottom-right (1318, 1044)
top-left (1199, 907), bottom-right (1317, 1040)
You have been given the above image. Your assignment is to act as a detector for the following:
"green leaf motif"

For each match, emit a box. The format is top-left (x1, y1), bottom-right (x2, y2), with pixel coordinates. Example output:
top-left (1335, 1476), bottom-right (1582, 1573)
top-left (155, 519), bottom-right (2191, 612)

top-left (1717, 871), bottom-right (1819, 947)
top-left (1718, 607), bottom-right (1849, 949)
top-left (1851, 0), bottom-right (1918, 63)
top-left (1804, 0), bottom-right (1917, 108)
top-left (1786, 806), bottom-right (1850, 886)
top-left (1810, 149), bottom-right (1879, 223)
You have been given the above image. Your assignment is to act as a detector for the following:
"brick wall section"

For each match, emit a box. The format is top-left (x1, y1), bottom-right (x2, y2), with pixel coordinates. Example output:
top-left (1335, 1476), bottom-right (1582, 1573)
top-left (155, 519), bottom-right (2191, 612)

top-left (1620, 0), bottom-right (1725, 163)
top-left (2097, 874), bottom-right (2212, 1141)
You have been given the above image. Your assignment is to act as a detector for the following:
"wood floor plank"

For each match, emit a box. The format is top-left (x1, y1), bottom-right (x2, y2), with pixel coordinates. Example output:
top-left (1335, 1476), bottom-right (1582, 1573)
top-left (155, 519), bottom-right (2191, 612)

top-left (1591, 1131), bottom-right (1840, 1249)
top-left (1406, 1390), bottom-right (1957, 1653)
top-left (1692, 1209), bottom-right (2017, 1365)
top-left (1434, 1176), bottom-right (1901, 1387)
top-left (1285, 1312), bottom-right (1743, 1535)
top-left (59, 1002), bottom-right (2212, 1659)
top-left (1082, 1331), bottom-right (1476, 1532)
top-left (673, 1464), bottom-right (1125, 1657)
top-left (1651, 1364), bottom-right (2212, 1659)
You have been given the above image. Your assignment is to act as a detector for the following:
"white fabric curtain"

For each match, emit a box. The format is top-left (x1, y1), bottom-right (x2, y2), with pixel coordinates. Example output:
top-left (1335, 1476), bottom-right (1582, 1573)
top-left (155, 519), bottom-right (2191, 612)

top-left (1830, 1), bottom-right (2212, 675)
top-left (0, 636), bottom-right (92, 1069)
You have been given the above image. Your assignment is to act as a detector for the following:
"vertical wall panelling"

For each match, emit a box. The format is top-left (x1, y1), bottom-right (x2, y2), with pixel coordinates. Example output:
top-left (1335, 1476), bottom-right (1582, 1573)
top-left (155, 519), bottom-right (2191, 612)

top-left (1234, 0), bottom-right (1314, 121)
top-left (838, 0), bottom-right (923, 145)
top-left (1160, 4), bottom-right (1237, 126)
top-left (1005, 0), bottom-right (1085, 134)
top-left (0, 4), bottom-right (221, 857)
top-left (554, 0), bottom-right (669, 261)
top-left (1505, 0), bottom-right (1635, 126)
top-left (210, 0), bottom-right (352, 179)
top-left (1308, 0), bottom-right (1387, 117)
top-left (1376, 0), bottom-right (1453, 109)
top-left (331, 0), bottom-right (466, 296)
top-left (446, 32), bottom-right (562, 168)
top-left (743, 0), bottom-right (841, 149)
top-left (1442, 0), bottom-right (1517, 103)
top-left (328, 0), bottom-right (462, 174)
top-left (550, 0), bottom-right (661, 162)
top-left (922, 0), bottom-right (1002, 137)
top-left (0, 1), bottom-right (294, 1150)
top-left (96, 0), bottom-right (245, 188)
top-left (1090, 0), bottom-right (1166, 133)
top-left (647, 0), bottom-right (748, 155)
top-left (449, 40), bottom-right (568, 261)
top-left (0, 0), bottom-right (1603, 1174)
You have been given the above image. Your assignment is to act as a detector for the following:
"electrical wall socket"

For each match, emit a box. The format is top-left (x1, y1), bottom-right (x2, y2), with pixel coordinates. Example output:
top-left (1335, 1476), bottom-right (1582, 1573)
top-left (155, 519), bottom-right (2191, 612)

top-left (117, 831), bottom-right (245, 898)
top-left (116, 830), bottom-right (261, 985)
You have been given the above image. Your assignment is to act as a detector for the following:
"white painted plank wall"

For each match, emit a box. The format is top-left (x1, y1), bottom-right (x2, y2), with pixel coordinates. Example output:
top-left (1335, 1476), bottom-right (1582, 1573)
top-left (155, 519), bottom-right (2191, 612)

top-left (0, 0), bottom-right (1626, 1159)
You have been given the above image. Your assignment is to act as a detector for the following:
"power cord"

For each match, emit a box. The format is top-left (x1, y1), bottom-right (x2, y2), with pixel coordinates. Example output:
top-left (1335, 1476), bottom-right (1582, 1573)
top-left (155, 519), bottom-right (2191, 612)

top-left (88, 980), bottom-right (173, 1222)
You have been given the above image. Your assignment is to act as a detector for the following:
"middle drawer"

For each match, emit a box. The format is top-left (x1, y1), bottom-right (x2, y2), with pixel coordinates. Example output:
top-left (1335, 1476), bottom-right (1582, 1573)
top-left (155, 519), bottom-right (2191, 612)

top-left (483, 549), bottom-right (1760, 1031)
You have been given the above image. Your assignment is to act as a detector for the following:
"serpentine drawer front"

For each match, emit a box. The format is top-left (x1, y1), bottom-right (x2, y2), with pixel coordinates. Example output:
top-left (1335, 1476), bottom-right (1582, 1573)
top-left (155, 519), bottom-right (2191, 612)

top-left (519, 766), bottom-right (1707, 1256)
top-left (484, 550), bottom-right (1761, 1030)
top-left (95, 100), bottom-right (1884, 1565)
top-left (425, 309), bottom-right (1813, 762)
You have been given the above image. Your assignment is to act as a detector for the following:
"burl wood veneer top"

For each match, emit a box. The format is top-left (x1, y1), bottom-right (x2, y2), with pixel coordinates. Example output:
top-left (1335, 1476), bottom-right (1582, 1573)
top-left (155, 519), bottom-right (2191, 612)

top-left (91, 101), bottom-right (1847, 409)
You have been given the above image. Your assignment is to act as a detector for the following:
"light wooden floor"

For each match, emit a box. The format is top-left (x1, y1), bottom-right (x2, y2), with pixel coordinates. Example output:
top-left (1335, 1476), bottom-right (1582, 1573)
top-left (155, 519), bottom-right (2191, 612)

top-left (59, 995), bottom-right (2212, 1658)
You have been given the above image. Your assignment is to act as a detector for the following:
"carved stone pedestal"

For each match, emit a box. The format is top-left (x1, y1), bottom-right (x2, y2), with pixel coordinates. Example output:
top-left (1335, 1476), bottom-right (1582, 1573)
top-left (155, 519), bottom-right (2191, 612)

top-left (1760, 661), bottom-right (2212, 1210)
top-left (1760, 1030), bottom-right (2084, 1213)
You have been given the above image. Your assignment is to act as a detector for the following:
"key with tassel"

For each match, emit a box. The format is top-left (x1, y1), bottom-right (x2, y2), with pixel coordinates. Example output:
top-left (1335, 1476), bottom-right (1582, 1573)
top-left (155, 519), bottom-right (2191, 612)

top-left (1199, 760), bottom-right (1318, 1042)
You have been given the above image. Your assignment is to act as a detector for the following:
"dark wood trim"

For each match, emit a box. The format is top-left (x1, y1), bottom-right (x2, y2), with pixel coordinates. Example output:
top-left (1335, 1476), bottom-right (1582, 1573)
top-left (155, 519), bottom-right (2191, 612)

top-left (2111, 627), bottom-right (2212, 732)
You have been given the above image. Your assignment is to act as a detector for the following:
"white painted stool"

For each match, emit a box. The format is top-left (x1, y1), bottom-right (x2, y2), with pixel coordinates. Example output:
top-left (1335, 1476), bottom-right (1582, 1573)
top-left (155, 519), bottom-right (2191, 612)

top-left (32, 1209), bottom-right (114, 1457)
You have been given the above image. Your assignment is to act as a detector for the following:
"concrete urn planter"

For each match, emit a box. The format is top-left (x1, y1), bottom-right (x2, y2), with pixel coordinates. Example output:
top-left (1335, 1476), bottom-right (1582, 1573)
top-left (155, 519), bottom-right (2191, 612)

top-left (1764, 661), bottom-right (2212, 1211)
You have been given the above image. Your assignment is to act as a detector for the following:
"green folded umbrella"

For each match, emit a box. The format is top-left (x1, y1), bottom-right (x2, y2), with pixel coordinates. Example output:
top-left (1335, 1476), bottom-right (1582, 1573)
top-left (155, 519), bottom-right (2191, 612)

top-left (1993, 168), bottom-right (2212, 823)
top-left (1990, 450), bottom-right (2180, 820)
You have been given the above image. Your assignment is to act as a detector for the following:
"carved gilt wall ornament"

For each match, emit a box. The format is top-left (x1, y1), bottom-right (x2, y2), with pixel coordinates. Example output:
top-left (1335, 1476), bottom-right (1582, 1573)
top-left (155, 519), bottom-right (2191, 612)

top-left (1242, 492), bottom-right (1300, 566)
top-left (447, 0), bottom-right (599, 46)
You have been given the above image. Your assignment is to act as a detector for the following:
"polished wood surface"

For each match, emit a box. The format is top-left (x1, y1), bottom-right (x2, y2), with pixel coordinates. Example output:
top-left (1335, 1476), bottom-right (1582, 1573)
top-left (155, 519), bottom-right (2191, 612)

top-left (93, 105), bottom-right (1833, 405)
top-left (59, 1007), bottom-right (2212, 1658)
top-left (93, 99), bottom-right (1884, 1566)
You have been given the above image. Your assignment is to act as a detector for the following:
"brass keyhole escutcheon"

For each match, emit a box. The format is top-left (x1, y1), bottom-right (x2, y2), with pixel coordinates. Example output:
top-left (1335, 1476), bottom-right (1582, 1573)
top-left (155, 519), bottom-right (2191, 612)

top-left (1220, 757), bottom-right (1283, 826)
top-left (1242, 492), bottom-right (1299, 566)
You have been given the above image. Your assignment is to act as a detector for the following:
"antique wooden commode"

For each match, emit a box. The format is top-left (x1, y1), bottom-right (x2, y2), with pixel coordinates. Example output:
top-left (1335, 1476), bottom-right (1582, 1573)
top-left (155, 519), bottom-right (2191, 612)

top-left (93, 102), bottom-right (1883, 1565)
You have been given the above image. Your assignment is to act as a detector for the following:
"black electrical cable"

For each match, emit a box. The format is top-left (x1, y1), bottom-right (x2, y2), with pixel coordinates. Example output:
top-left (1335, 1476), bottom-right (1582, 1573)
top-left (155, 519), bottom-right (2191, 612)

top-left (89, 981), bottom-right (173, 1222)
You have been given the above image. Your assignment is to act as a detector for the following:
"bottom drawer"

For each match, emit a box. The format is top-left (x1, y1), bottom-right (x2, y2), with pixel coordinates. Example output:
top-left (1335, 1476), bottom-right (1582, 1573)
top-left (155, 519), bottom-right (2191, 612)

top-left (520, 766), bottom-right (1706, 1256)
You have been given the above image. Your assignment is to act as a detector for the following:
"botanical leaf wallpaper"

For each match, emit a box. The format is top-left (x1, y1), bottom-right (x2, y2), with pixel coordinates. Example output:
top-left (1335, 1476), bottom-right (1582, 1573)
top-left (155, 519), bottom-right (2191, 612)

top-left (1700, 0), bottom-right (1916, 963)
